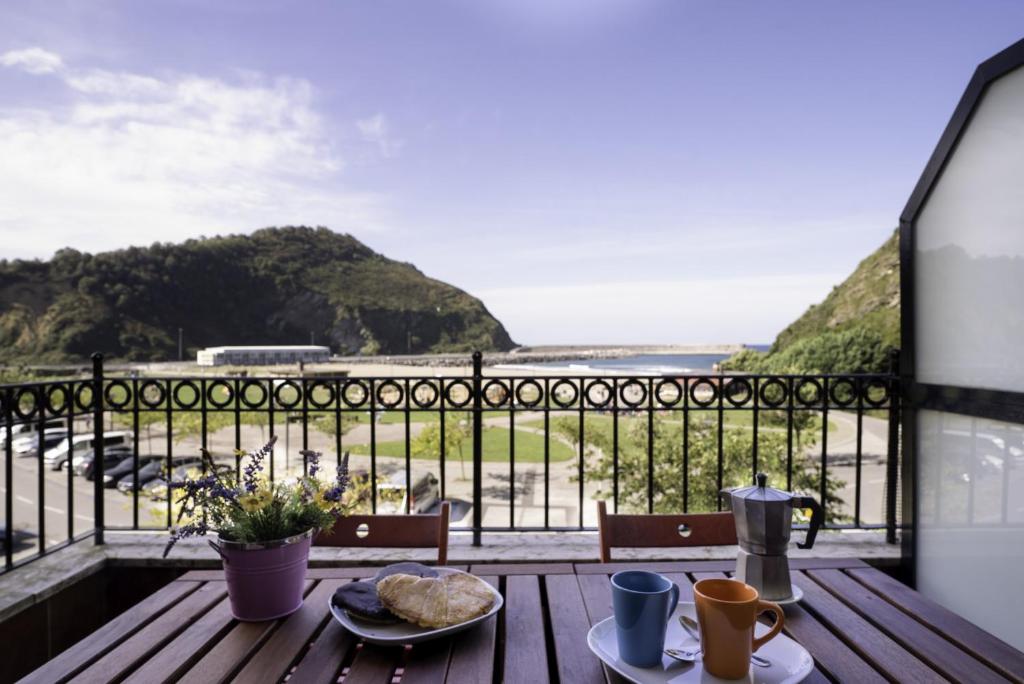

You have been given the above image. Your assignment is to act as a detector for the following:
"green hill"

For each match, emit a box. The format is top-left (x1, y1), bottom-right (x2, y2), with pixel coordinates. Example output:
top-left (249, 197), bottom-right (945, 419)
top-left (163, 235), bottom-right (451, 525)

top-left (724, 229), bottom-right (899, 373)
top-left (0, 226), bottom-right (516, 363)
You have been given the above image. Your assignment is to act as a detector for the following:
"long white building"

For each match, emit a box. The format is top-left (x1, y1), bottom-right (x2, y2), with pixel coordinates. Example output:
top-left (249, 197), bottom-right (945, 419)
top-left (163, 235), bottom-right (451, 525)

top-left (196, 345), bottom-right (330, 366)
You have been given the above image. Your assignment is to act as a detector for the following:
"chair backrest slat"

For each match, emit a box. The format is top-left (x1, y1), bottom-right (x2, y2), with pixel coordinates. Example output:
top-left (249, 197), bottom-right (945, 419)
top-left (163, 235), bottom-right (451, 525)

top-left (315, 501), bottom-right (450, 565)
top-left (597, 500), bottom-right (737, 562)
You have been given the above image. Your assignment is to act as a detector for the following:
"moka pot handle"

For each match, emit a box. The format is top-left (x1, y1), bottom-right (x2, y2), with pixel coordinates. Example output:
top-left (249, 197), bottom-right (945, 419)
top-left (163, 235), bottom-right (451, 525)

top-left (792, 496), bottom-right (823, 549)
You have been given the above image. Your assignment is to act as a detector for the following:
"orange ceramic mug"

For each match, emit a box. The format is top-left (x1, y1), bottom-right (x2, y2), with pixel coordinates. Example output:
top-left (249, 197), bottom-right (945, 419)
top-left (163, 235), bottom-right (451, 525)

top-left (693, 578), bottom-right (785, 679)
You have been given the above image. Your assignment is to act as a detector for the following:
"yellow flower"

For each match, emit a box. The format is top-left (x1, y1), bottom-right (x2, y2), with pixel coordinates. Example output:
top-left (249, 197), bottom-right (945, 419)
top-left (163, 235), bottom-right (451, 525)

top-left (239, 489), bottom-right (274, 513)
top-left (238, 493), bottom-right (261, 512)
top-left (313, 488), bottom-right (335, 513)
top-left (254, 489), bottom-right (274, 508)
top-left (233, 448), bottom-right (247, 458)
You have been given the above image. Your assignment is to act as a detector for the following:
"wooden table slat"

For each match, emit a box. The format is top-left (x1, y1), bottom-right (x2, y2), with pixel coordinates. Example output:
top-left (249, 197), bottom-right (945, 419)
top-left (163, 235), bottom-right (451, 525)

top-left (503, 575), bottom-right (551, 684)
top-left (445, 576), bottom-right (500, 684)
top-left (469, 562), bottom-right (574, 575)
top-left (122, 595), bottom-right (235, 684)
top-left (231, 579), bottom-right (343, 683)
top-left (69, 581), bottom-right (227, 684)
top-left (781, 599), bottom-right (888, 684)
top-left (401, 637), bottom-right (453, 684)
top-left (343, 644), bottom-right (404, 684)
top-left (16, 580), bottom-right (200, 684)
top-left (286, 605), bottom-right (359, 683)
top-left (792, 573), bottom-right (947, 683)
top-left (546, 574), bottom-right (607, 684)
top-left (847, 566), bottom-right (1024, 684)
top-left (178, 580), bottom-right (315, 684)
top-left (809, 569), bottom-right (1011, 684)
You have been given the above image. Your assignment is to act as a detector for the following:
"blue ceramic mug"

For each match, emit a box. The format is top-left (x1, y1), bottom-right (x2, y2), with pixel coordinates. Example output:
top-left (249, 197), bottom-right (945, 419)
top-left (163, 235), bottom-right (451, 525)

top-left (611, 570), bottom-right (681, 668)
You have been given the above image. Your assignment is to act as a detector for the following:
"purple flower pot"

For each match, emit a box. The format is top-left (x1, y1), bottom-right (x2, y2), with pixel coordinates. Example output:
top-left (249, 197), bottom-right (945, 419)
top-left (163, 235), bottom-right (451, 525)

top-left (210, 529), bottom-right (312, 621)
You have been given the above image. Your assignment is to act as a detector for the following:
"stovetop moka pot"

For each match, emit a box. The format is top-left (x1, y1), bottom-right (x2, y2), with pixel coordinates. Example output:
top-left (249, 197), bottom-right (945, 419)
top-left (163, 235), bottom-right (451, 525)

top-left (720, 473), bottom-right (824, 600)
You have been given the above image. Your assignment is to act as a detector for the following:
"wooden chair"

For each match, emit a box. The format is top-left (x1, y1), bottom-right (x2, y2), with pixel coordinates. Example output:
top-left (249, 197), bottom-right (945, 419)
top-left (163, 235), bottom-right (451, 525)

top-left (596, 500), bottom-right (738, 562)
top-left (314, 501), bottom-right (451, 565)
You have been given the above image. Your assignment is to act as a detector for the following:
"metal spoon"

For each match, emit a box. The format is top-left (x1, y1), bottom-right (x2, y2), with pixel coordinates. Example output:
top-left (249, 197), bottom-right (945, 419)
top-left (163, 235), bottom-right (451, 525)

top-left (678, 615), bottom-right (772, 668)
top-left (664, 647), bottom-right (700, 662)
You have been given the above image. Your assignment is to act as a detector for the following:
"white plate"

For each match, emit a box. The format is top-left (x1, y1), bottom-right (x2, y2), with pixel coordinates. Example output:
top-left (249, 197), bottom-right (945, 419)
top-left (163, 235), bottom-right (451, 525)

top-left (327, 567), bottom-right (503, 645)
top-left (587, 602), bottom-right (813, 684)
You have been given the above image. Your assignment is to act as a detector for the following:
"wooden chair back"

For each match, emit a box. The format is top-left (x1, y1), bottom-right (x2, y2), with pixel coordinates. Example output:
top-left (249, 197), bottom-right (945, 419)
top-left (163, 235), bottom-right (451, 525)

top-left (596, 500), bottom-right (737, 562)
top-left (314, 501), bottom-right (451, 565)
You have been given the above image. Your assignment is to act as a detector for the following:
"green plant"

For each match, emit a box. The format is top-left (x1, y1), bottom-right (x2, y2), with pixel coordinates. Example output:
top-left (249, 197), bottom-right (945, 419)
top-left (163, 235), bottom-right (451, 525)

top-left (163, 436), bottom-right (352, 555)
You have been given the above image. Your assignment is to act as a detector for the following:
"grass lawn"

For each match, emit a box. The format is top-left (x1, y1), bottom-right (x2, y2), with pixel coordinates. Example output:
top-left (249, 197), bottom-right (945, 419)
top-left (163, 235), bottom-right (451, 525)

top-left (347, 425), bottom-right (575, 463)
top-left (522, 412), bottom-right (837, 436)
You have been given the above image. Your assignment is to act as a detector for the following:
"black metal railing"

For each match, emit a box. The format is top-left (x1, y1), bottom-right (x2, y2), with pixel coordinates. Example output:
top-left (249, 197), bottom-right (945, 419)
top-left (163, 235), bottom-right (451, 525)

top-left (1, 351), bottom-right (901, 573)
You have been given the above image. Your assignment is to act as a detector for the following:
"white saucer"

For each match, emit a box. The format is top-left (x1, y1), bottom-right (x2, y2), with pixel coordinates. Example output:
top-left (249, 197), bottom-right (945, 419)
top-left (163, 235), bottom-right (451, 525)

top-left (586, 602), bottom-right (813, 684)
top-left (767, 584), bottom-right (803, 606)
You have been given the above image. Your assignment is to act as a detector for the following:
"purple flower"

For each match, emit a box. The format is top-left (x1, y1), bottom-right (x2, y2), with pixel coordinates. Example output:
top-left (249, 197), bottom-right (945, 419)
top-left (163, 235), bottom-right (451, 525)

top-left (163, 519), bottom-right (209, 557)
top-left (243, 436), bottom-right (277, 493)
top-left (300, 449), bottom-right (321, 478)
top-left (323, 452), bottom-right (351, 503)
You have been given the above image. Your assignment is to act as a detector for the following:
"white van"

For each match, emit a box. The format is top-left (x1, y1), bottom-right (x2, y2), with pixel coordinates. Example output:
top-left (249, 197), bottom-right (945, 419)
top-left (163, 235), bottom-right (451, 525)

top-left (3, 419), bottom-right (65, 448)
top-left (43, 431), bottom-right (133, 471)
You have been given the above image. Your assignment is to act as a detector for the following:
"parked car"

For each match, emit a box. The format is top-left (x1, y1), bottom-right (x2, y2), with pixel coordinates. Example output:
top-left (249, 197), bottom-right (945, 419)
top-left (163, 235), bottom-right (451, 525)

top-left (12, 428), bottom-right (69, 458)
top-left (2, 419), bottom-right (65, 448)
top-left (73, 446), bottom-right (135, 480)
top-left (102, 454), bottom-right (165, 488)
top-left (116, 455), bottom-right (203, 493)
top-left (379, 470), bottom-right (440, 514)
top-left (43, 431), bottom-right (133, 471)
top-left (145, 463), bottom-right (233, 500)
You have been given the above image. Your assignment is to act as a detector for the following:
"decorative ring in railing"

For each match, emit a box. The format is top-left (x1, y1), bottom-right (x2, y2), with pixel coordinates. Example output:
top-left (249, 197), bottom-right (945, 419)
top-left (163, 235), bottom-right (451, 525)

top-left (139, 380), bottom-right (166, 409)
top-left (411, 380), bottom-right (440, 409)
top-left (239, 380), bottom-right (267, 409)
top-left (483, 380), bottom-right (511, 408)
top-left (689, 377), bottom-right (717, 407)
top-left (375, 380), bottom-right (404, 409)
top-left (514, 379), bottom-right (543, 408)
top-left (585, 379), bottom-right (614, 409)
top-left (306, 380), bottom-right (336, 410)
top-left (758, 378), bottom-right (787, 408)
top-left (794, 378), bottom-right (823, 407)
top-left (618, 379), bottom-right (647, 409)
top-left (206, 380), bottom-right (235, 409)
top-left (445, 379), bottom-right (472, 409)
top-left (550, 379), bottom-right (579, 408)
top-left (654, 379), bottom-right (683, 408)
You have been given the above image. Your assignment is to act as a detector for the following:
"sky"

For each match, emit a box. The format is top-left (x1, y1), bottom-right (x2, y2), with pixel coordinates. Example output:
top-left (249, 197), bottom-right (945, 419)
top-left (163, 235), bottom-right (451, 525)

top-left (1, 1), bottom-right (1023, 346)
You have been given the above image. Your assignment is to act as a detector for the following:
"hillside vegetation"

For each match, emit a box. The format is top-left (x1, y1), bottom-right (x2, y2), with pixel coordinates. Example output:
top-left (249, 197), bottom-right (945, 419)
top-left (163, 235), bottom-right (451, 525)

top-left (724, 229), bottom-right (899, 373)
top-left (0, 227), bottom-right (516, 362)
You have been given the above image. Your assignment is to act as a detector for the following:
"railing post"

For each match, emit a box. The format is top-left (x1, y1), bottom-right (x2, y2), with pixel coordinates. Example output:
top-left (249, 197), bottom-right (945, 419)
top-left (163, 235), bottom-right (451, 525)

top-left (92, 353), bottom-right (105, 545)
top-left (471, 351), bottom-right (483, 546)
top-left (885, 348), bottom-right (900, 544)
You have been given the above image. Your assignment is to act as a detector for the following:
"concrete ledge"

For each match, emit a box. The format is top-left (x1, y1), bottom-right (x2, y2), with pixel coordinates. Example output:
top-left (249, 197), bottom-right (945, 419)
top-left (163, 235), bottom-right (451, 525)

top-left (0, 529), bottom-right (899, 623)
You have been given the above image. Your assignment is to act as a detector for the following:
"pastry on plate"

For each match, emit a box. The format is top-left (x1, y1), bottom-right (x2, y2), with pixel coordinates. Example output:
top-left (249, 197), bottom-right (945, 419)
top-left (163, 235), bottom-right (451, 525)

top-left (377, 572), bottom-right (495, 628)
top-left (332, 581), bottom-right (400, 624)
top-left (374, 562), bottom-right (439, 584)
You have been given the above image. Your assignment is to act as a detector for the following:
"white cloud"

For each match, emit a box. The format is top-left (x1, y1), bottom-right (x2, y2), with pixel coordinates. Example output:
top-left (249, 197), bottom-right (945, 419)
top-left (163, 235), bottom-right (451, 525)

top-left (474, 273), bottom-right (843, 345)
top-left (0, 49), bottom-right (390, 258)
top-left (0, 47), bottom-right (64, 74)
top-left (357, 113), bottom-right (403, 158)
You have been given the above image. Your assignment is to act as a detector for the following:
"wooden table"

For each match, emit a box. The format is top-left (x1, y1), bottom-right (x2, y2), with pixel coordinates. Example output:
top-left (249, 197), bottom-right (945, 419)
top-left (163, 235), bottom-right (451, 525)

top-left (19, 558), bottom-right (1024, 683)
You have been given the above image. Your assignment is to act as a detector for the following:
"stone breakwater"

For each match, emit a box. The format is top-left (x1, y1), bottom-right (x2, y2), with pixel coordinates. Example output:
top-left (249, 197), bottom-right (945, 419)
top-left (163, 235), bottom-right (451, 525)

top-left (330, 345), bottom-right (746, 368)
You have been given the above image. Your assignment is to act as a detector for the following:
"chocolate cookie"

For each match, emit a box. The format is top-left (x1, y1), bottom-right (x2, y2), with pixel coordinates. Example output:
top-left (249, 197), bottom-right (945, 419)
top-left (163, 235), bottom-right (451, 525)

top-left (333, 581), bottom-right (399, 623)
top-left (374, 562), bottom-right (439, 584)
